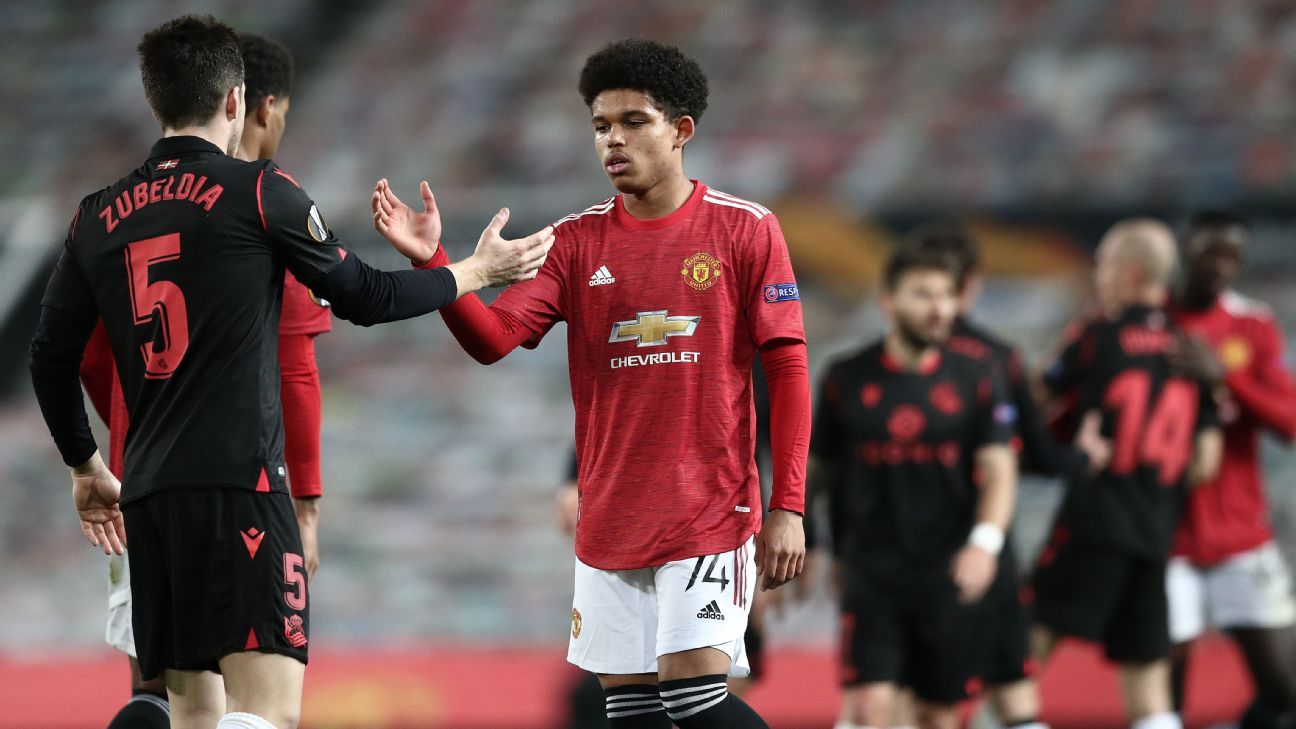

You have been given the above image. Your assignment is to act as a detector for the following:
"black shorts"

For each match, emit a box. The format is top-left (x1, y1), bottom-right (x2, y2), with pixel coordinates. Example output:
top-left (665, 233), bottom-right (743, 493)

top-left (123, 488), bottom-right (310, 680)
top-left (975, 546), bottom-right (1034, 687)
top-left (1031, 535), bottom-right (1167, 663)
top-left (839, 576), bottom-right (980, 705)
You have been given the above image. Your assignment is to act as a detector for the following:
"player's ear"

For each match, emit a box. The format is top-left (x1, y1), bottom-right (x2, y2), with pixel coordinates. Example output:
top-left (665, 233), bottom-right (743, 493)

top-left (225, 85), bottom-right (242, 122)
top-left (674, 115), bottom-right (695, 149)
top-left (256, 95), bottom-right (275, 128)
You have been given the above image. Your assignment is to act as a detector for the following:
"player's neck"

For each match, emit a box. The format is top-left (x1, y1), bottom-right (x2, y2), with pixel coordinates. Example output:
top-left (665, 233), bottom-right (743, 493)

top-left (1177, 286), bottom-right (1218, 313)
top-left (621, 173), bottom-right (694, 220)
top-left (163, 123), bottom-right (232, 156)
top-left (883, 330), bottom-right (940, 372)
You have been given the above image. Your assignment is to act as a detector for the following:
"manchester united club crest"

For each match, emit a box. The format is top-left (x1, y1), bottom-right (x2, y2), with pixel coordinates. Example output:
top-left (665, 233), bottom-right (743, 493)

top-left (571, 608), bottom-right (583, 639)
top-left (1220, 336), bottom-right (1252, 372)
top-left (681, 252), bottom-right (722, 291)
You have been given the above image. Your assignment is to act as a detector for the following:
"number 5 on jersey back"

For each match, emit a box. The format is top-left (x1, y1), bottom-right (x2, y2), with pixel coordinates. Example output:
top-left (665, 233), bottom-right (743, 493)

top-left (125, 233), bottom-right (189, 379)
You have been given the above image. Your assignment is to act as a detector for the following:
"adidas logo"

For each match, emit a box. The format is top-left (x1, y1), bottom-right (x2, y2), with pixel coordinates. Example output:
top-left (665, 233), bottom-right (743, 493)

top-left (696, 600), bottom-right (725, 620)
top-left (588, 265), bottom-right (616, 287)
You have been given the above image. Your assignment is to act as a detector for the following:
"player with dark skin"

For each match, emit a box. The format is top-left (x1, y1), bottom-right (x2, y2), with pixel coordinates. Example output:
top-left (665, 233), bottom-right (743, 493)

top-left (1169, 215), bottom-right (1296, 729)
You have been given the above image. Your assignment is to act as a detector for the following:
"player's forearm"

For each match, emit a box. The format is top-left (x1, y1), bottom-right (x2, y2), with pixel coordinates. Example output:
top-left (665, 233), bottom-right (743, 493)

top-left (1226, 369), bottom-right (1296, 441)
top-left (1188, 428), bottom-right (1224, 487)
top-left (31, 305), bottom-right (100, 467)
top-left (762, 340), bottom-right (811, 514)
top-left (310, 253), bottom-right (458, 327)
top-left (1013, 381), bottom-right (1088, 478)
top-left (410, 244), bottom-right (529, 364)
top-left (279, 333), bottom-right (323, 498)
top-left (973, 445), bottom-right (1017, 533)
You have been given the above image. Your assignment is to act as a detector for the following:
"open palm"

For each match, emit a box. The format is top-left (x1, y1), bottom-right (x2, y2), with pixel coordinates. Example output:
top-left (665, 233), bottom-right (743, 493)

top-left (73, 467), bottom-right (126, 555)
top-left (372, 178), bottom-right (441, 264)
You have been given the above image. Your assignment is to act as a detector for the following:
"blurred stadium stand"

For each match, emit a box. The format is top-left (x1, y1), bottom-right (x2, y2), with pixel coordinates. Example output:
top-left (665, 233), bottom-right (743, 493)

top-left (1, 1), bottom-right (1294, 727)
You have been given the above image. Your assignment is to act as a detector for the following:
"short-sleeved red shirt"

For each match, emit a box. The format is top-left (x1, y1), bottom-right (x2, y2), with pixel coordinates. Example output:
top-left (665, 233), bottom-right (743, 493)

top-left (489, 182), bottom-right (805, 569)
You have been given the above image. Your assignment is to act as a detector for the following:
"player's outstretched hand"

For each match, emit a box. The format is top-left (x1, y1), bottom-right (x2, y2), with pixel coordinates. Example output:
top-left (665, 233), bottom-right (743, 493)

top-left (456, 207), bottom-right (555, 290)
top-left (71, 451), bottom-right (126, 555)
top-left (756, 508), bottom-right (805, 591)
top-left (372, 179), bottom-right (441, 266)
top-left (951, 545), bottom-right (996, 603)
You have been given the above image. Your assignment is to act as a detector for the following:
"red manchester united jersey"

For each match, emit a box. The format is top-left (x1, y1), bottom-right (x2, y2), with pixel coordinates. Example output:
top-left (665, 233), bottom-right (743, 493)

top-left (1172, 291), bottom-right (1296, 565)
top-left (280, 270), bottom-right (332, 336)
top-left (490, 182), bottom-right (804, 570)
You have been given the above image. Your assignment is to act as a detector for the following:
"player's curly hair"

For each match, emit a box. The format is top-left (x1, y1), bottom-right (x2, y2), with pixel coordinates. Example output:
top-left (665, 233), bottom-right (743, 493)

top-left (239, 32), bottom-right (294, 110)
top-left (578, 39), bottom-right (708, 122)
top-left (138, 15), bottom-right (244, 130)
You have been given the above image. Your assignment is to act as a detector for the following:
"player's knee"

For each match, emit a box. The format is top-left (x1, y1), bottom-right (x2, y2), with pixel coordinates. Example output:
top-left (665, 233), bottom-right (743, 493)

top-left (915, 701), bottom-right (959, 729)
top-left (850, 684), bottom-right (894, 727)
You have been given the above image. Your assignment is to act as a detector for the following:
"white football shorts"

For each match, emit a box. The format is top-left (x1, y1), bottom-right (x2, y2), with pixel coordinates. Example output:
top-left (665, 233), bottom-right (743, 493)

top-left (1168, 540), bottom-right (1296, 643)
top-left (106, 552), bottom-right (137, 657)
top-left (568, 535), bottom-right (756, 677)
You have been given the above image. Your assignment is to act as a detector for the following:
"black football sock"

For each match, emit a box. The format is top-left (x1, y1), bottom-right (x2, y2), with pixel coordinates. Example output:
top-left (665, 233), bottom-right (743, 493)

top-left (660, 674), bottom-right (768, 728)
top-left (604, 684), bottom-right (671, 728)
top-left (106, 690), bottom-right (169, 729)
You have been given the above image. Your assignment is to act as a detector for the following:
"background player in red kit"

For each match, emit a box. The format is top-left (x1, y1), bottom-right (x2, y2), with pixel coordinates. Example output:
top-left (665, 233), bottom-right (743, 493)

top-left (372, 39), bottom-right (810, 729)
top-left (78, 31), bottom-right (329, 729)
top-left (1033, 220), bottom-right (1223, 729)
top-left (1166, 211), bottom-right (1296, 729)
top-left (810, 238), bottom-right (1019, 729)
top-left (30, 15), bottom-right (553, 729)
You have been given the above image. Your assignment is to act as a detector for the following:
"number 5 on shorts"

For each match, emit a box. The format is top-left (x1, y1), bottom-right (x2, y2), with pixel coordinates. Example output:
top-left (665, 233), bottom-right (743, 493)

top-left (283, 553), bottom-right (306, 610)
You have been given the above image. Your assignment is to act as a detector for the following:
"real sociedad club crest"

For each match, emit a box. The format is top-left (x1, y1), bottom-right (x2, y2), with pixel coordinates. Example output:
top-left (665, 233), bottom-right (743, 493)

top-left (307, 204), bottom-right (329, 242)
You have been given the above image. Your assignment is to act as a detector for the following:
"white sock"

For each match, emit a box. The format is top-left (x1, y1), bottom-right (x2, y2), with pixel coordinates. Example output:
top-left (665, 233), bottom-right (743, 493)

top-left (1007, 723), bottom-right (1049, 729)
top-left (216, 712), bottom-right (278, 729)
top-left (1131, 712), bottom-right (1182, 729)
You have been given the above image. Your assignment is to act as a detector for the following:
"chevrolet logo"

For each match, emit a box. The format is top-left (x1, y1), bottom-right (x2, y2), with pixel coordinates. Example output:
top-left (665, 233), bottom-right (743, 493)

top-left (608, 310), bottom-right (700, 347)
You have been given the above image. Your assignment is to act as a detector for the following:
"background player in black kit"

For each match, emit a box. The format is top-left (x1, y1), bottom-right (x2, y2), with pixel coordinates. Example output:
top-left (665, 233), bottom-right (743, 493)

top-left (914, 224), bottom-right (1093, 729)
top-left (28, 15), bottom-right (553, 729)
top-left (811, 240), bottom-right (1019, 729)
top-left (1032, 219), bottom-right (1223, 729)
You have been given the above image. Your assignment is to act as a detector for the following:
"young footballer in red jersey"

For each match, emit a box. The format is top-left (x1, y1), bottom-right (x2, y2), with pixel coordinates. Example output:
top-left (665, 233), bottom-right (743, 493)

top-left (1167, 212), bottom-right (1296, 729)
top-left (1033, 220), bottom-right (1223, 729)
top-left (79, 33), bottom-right (328, 729)
top-left (373, 40), bottom-right (809, 729)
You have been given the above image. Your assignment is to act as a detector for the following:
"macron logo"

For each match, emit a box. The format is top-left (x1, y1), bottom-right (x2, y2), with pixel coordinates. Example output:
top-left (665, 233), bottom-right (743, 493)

top-left (588, 265), bottom-right (616, 286)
